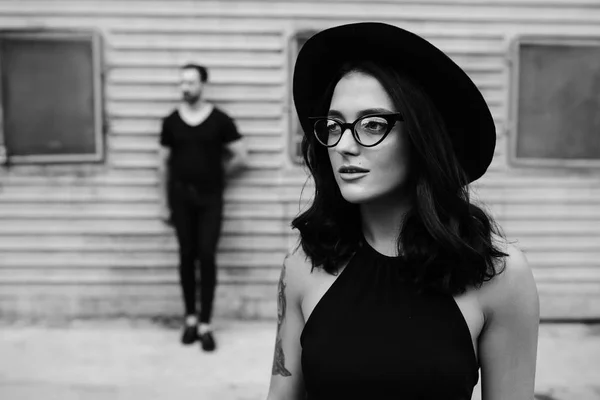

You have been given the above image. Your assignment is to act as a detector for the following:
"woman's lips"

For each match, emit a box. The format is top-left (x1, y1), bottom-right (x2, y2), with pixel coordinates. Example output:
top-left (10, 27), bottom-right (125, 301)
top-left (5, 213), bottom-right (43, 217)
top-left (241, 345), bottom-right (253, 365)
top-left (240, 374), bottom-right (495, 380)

top-left (339, 171), bottom-right (369, 182)
top-left (338, 165), bottom-right (369, 173)
top-left (338, 166), bottom-right (369, 181)
top-left (339, 171), bottom-right (368, 181)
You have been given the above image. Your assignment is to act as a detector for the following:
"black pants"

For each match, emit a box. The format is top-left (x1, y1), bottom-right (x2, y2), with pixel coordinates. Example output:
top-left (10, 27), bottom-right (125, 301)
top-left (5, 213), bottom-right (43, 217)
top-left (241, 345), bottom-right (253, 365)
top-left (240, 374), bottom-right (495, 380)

top-left (169, 181), bottom-right (223, 323)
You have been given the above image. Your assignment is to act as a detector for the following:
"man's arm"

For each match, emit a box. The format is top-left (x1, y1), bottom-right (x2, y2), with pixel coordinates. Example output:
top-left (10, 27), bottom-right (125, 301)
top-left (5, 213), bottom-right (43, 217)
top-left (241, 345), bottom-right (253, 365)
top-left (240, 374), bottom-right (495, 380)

top-left (223, 138), bottom-right (247, 176)
top-left (157, 146), bottom-right (170, 222)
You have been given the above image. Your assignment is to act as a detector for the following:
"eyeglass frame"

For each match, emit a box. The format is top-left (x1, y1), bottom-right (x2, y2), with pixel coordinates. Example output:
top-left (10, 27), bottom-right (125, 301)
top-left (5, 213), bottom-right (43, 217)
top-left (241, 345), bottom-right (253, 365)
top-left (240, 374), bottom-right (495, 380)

top-left (307, 112), bottom-right (404, 148)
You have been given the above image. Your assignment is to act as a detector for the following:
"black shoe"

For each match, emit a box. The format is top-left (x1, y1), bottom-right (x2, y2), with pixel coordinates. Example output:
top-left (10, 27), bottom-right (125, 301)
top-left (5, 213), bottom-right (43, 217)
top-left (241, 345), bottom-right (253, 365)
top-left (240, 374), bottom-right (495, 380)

top-left (199, 331), bottom-right (216, 352)
top-left (181, 325), bottom-right (198, 345)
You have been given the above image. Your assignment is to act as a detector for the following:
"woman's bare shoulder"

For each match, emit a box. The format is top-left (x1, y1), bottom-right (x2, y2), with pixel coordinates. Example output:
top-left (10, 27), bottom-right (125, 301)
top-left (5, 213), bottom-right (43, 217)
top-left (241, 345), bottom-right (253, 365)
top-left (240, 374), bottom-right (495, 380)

top-left (285, 241), bottom-right (312, 269)
top-left (282, 240), bottom-right (316, 300)
top-left (478, 239), bottom-right (539, 321)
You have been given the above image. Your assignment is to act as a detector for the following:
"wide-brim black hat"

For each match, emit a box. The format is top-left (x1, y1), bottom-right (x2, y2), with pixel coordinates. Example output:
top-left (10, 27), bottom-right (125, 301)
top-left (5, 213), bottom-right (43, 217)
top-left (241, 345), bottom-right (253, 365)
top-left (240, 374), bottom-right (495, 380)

top-left (293, 22), bottom-right (496, 183)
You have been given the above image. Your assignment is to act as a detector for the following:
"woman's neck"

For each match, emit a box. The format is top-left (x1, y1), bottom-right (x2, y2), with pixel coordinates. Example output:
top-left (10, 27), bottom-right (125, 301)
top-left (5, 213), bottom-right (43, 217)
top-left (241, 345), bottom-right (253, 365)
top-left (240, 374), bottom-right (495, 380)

top-left (360, 192), bottom-right (412, 257)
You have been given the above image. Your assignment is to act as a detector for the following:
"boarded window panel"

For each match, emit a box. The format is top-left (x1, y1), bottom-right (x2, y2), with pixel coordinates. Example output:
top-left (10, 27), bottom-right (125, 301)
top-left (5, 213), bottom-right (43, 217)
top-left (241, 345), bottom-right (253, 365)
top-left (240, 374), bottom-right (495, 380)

top-left (516, 41), bottom-right (600, 164)
top-left (0, 32), bottom-right (102, 162)
top-left (289, 31), bottom-right (316, 164)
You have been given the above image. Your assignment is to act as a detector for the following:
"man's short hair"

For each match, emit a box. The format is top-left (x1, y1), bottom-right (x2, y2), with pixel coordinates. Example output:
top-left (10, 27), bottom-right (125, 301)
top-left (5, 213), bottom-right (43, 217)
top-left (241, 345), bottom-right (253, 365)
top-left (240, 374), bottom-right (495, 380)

top-left (181, 63), bottom-right (208, 83)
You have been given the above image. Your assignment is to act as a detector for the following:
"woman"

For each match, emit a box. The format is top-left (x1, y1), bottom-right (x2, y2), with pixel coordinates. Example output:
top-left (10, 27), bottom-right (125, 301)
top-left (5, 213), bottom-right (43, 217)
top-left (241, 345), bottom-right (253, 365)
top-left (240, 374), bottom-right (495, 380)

top-left (267, 23), bottom-right (539, 400)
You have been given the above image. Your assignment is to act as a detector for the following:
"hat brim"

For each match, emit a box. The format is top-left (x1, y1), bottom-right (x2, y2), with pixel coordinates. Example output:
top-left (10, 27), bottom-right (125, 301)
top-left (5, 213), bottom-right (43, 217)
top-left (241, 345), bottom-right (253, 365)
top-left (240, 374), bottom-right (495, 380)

top-left (292, 22), bottom-right (496, 183)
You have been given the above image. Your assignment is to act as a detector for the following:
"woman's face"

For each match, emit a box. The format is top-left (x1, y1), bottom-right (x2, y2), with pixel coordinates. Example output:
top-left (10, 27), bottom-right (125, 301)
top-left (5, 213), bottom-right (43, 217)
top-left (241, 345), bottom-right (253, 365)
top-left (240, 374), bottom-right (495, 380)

top-left (326, 71), bottom-right (411, 205)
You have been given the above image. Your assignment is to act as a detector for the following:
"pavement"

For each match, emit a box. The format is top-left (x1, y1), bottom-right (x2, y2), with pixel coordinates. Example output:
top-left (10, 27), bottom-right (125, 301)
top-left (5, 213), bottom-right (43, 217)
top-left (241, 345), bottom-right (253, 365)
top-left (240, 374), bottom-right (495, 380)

top-left (0, 320), bottom-right (599, 400)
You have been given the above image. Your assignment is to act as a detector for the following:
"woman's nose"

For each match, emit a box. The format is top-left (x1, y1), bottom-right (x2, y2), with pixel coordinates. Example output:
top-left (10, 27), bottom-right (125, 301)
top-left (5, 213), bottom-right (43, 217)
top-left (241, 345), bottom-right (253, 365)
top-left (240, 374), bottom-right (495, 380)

top-left (334, 127), bottom-right (360, 155)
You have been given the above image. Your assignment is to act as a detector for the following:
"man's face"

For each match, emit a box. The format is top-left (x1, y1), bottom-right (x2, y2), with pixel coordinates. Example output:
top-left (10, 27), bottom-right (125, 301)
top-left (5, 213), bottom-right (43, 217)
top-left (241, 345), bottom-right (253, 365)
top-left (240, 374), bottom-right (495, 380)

top-left (180, 68), bottom-right (204, 104)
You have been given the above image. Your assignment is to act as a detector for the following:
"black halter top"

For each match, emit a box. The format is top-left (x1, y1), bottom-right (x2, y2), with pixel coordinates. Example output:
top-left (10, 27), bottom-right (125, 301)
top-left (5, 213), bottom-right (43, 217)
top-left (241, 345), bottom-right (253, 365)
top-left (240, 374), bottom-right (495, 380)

top-left (300, 239), bottom-right (479, 400)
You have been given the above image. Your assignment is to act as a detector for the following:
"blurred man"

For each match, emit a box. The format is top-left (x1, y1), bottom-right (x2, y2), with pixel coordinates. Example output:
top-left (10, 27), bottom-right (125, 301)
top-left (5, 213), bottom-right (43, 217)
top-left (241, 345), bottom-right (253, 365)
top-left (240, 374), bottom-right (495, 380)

top-left (158, 63), bottom-right (247, 351)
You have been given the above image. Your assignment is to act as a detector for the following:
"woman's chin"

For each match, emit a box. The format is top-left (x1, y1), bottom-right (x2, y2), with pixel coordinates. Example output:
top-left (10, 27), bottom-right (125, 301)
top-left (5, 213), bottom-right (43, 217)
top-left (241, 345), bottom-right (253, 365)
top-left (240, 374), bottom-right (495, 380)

top-left (339, 188), bottom-right (374, 204)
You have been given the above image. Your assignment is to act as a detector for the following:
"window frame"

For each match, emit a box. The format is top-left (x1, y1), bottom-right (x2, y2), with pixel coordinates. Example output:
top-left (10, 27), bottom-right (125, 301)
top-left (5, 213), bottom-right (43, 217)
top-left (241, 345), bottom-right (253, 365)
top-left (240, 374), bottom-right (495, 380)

top-left (0, 29), bottom-right (104, 164)
top-left (288, 30), bottom-right (317, 165)
top-left (509, 35), bottom-right (600, 169)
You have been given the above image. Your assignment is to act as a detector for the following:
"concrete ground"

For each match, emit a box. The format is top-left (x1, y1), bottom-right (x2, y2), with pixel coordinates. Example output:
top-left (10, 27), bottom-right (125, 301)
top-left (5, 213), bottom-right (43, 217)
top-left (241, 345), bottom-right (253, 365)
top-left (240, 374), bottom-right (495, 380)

top-left (0, 320), bottom-right (599, 400)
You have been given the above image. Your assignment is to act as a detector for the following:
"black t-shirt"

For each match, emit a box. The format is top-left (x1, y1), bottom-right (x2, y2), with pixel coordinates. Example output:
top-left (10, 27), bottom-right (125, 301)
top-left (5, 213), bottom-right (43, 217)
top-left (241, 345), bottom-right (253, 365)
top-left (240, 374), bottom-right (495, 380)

top-left (160, 107), bottom-right (241, 193)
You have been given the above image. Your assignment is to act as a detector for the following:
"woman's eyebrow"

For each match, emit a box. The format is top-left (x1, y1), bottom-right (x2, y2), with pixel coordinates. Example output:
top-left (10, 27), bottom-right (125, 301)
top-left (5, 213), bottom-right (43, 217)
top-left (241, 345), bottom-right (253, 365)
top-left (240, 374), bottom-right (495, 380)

top-left (327, 108), bottom-right (395, 119)
top-left (357, 108), bottom-right (394, 117)
top-left (327, 109), bottom-right (344, 119)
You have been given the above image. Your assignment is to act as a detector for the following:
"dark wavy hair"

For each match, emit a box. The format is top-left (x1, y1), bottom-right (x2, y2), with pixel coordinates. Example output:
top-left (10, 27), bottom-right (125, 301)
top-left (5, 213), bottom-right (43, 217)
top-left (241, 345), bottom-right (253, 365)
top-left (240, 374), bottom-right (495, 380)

top-left (181, 63), bottom-right (208, 83)
top-left (292, 60), bottom-right (507, 295)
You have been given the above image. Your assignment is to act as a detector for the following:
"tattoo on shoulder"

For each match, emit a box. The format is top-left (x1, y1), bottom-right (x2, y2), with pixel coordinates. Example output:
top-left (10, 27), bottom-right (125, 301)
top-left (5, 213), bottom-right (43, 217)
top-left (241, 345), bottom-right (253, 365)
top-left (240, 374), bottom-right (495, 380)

top-left (272, 263), bottom-right (292, 377)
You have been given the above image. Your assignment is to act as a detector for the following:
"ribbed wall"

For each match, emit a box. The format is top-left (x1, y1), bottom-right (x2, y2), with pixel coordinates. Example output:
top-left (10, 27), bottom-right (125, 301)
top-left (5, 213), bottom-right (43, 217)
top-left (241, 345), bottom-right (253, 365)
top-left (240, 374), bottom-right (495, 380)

top-left (0, 0), bottom-right (598, 320)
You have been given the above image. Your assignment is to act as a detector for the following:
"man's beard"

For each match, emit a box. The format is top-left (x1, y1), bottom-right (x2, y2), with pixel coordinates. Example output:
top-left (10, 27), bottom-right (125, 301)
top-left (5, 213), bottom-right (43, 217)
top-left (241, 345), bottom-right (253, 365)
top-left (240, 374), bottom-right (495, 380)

top-left (183, 92), bottom-right (200, 104)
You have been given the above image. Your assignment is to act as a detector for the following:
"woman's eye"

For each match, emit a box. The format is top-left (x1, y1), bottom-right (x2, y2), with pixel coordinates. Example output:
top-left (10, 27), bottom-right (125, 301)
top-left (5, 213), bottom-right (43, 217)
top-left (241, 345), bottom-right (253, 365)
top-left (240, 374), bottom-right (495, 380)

top-left (327, 121), bottom-right (340, 133)
top-left (361, 118), bottom-right (388, 133)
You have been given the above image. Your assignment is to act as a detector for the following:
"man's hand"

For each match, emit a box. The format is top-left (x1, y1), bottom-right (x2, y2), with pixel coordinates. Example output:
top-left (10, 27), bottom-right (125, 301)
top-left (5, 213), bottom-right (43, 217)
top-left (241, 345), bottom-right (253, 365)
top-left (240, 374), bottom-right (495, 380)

top-left (159, 203), bottom-right (172, 226)
top-left (223, 139), bottom-right (247, 176)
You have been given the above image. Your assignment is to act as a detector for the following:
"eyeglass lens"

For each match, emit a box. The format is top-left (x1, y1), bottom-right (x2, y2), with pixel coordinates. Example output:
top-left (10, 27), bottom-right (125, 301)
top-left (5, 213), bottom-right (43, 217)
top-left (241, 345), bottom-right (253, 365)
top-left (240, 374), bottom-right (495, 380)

top-left (313, 115), bottom-right (392, 147)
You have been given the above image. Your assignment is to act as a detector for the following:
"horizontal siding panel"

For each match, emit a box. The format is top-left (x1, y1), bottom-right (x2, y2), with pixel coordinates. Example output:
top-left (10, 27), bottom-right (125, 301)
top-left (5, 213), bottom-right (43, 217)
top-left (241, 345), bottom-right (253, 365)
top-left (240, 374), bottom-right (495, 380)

top-left (0, 187), bottom-right (153, 203)
top-left (0, 286), bottom-right (277, 320)
top-left (1, 170), bottom-right (155, 186)
top-left (537, 286), bottom-right (600, 319)
top-left (289, 18), bottom-right (600, 35)
top-left (0, 185), bottom-right (305, 202)
top-left (110, 151), bottom-right (283, 169)
top-left (106, 50), bottom-right (504, 74)
top-left (0, 202), bottom-right (290, 219)
top-left (449, 55), bottom-right (505, 72)
top-left (0, 15), bottom-right (285, 33)
top-left (2, 12), bottom-right (598, 34)
top-left (503, 220), bottom-right (600, 235)
top-left (108, 135), bottom-right (157, 152)
top-left (284, 0), bottom-right (600, 6)
top-left (0, 283), bottom-right (276, 319)
top-left (109, 19), bottom-right (284, 34)
top-left (473, 187), bottom-right (600, 202)
top-left (476, 176), bottom-right (600, 187)
top-left (499, 204), bottom-right (600, 219)
top-left (516, 236), bottom-right (600, 252)
top-left (3, 197), bottom-right (597, 222)
top-left (376, 20), bottom-right (600, 38)
top-left (107, 101), bottom-right (283, 119)
top-left (12, 13), bottom-right (599, 38)
top-left (0, 282), bottom-right (275, 298)
top-left (109, 33), bottom-right (282, 51)
top-left (0, 219), bottom-right (289, 235)
top-left (108, 133), bottom-right (283, 153)
top-left (10, 177), bottom-right (595, 206)
top-left (418, 39), bottom-right (506, 56)
top-left (537, 282), bottom-right (600, 296)
top-left (110, 118), bottom-right (283, 136)
top-left (526, 253), bottom-right (600, 268)
top-left (108, 68), bottom-right (284, 85)
top-left (4, 233), bottom-right (595, 254)
top-left (533, 267), bottom-right (600, 282)
top-left (0, 234), bottom-right (288, 252)
top-left (107, 84), bottom-right (284, 102)
top-left (3, 2), bottom-right (600, 23)
top-left (0, 168), bottom-right (308, 187)
top-left (0, 251), bottom-right (284, 268)
top-left (480, 91), bottom-right (504, 108)
top-left (108, 50), bottom-right (283, 69)
top-left (0, 270), bottom-right (280, 285)
top-left (3, 250), bottom-right (597, 270)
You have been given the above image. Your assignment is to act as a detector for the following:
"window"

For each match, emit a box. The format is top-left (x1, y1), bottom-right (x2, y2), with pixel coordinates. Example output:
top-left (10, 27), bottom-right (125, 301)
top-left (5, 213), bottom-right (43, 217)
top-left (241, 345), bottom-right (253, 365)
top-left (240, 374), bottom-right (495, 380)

top-left (0, 30), bottom-right (103, 163)
top-left (289, 30), bottom-right (317, 164)
top-left (509, 36), bottom-right (600, 168)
